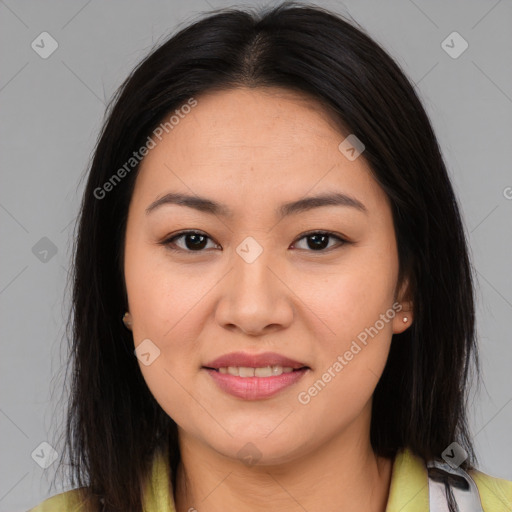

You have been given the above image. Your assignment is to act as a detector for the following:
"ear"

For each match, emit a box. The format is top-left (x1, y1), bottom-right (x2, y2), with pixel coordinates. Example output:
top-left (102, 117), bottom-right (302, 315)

top-left (392, 276), bottom-right (413, 334)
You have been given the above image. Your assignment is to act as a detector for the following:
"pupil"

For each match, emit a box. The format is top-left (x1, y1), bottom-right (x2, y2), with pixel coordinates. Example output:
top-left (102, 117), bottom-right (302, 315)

top-left (308, 234), bottom-right (328, 250)
top-left (186, 234), bottom-right (207, 250)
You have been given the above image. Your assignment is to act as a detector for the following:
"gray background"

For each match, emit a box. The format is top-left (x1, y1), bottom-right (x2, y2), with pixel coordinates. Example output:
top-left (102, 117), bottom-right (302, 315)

top-left (1, 0), bottom-right (511, 510)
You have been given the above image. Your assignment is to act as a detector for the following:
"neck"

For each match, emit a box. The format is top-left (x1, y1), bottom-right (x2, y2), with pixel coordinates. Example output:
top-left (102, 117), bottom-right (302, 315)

top-left (173, 417), bottom-right (393, 512)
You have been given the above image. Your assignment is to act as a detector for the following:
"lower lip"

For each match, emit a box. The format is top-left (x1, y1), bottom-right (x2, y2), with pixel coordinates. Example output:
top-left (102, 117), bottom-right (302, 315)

top-left (203, 367), bottom-right (309, 400)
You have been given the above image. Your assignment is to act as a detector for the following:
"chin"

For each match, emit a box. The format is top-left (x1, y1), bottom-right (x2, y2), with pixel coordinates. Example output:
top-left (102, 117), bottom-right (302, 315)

top-left (211, 434), bottom-right (306, 467)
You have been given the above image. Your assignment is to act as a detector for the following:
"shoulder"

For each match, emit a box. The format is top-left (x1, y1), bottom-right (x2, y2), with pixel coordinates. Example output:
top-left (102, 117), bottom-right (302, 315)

top-left (387, 448), bottom-right (512, 511)
top-left (27, 487), bottom-right (96, 512)
top-left (27, 449), bottom-right (174, 512)
top-left (469, 468), bottom-right (512, 511)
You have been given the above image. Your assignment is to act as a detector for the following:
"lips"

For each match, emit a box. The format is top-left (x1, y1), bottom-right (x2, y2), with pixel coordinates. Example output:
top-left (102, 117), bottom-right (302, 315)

top-left (203, 351), bottom-right (309, 370)
top-left (204, 366), bottom-right (309, 400)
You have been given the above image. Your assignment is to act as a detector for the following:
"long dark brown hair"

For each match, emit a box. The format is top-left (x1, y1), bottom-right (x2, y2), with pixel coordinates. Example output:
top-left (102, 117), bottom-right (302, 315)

top-left (49, 2), bottom-right (479, 511)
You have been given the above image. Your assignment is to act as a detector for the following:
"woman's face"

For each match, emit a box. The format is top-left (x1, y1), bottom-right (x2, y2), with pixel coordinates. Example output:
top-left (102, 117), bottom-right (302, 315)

top-left (123, 87), bottom-right (412, 464)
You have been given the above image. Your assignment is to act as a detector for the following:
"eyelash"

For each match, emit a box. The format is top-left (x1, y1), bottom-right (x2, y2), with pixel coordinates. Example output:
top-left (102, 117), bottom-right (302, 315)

top-left (159, 230), bottom-right (349, 254)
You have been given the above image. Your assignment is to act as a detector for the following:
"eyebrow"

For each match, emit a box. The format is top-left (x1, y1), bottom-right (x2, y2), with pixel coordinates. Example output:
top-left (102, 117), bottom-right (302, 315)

top-left (145, 191), bottom-right (368, 218)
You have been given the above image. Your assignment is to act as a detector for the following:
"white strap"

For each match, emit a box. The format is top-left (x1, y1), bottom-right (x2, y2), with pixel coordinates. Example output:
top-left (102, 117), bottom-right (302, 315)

top-left (427, 459), bottom-right (484, 511)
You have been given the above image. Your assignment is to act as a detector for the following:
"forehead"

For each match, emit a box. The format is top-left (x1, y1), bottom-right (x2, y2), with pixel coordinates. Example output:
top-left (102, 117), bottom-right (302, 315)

top-left (167, 86), bottom-right (346, 157)
top-left (132, 87), bottom-right (389, 217)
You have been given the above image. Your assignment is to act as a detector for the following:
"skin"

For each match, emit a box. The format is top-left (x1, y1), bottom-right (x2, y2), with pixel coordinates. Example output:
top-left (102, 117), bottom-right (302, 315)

top-left (123, 87), bottom-right (413, 512)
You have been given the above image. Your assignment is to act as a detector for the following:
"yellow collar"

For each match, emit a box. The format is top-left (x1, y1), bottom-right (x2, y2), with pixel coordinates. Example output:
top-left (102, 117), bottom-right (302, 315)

top-left (385, 447), bottom-right (429, 510)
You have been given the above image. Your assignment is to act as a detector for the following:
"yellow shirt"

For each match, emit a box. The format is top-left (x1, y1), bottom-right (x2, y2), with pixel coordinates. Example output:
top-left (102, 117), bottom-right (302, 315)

top-left (28, 448), bottom-right (512, 511)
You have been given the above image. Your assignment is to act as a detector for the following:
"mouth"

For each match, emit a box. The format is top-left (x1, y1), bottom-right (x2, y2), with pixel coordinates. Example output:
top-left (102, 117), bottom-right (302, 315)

top-left (202, 365), bottom-right (310, 400)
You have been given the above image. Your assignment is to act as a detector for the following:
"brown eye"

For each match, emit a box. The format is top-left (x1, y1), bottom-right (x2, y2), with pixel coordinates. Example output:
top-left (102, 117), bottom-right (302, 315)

top-left (291, 231), bottom-right (347, 252)
top-left (162, 231), bottom-right (218, 252)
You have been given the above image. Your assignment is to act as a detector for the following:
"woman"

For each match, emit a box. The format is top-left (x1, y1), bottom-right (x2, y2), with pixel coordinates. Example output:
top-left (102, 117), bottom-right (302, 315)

top-left (29, 2), bottom-right (512, 511)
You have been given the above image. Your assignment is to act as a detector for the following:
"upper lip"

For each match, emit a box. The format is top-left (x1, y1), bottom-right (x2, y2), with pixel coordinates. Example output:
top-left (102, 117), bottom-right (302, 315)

top-left (203, 351), bottom-right (309, 370)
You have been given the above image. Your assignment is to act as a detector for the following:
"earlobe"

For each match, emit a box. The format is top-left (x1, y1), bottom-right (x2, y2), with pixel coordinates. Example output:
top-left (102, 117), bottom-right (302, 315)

top-left (394, 276), bottom-right (413, 333)
top-left (123, 311), bottom-right (133, 330)
top-left (393, 300), bottom-right (413, 333)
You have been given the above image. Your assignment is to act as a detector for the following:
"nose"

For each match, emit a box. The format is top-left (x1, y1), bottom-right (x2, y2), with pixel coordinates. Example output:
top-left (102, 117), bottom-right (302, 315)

top-left (214, 244), bottom-right (294, 336)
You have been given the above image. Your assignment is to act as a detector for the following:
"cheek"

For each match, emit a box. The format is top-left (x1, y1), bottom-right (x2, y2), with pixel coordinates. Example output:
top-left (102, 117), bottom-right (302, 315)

top-left (296, 248), bottom-right (398, 341)
top-left (294, 249), bottom-right (396, 404)
top-left (125, 234), bottom-right (207, 339)
top-left (124, 238), bottom-right (205, 412)
top-left (296, 288), bottom-right (394, 426)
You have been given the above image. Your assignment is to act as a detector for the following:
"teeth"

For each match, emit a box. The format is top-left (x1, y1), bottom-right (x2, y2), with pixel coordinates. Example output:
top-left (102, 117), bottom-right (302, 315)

top-left (217, 365), bottom-right (295, 377)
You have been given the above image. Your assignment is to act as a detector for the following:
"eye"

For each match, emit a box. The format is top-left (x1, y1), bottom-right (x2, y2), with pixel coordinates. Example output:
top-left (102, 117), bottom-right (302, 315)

top-left (291, 231), bottom-right (347, 252)
top-left (161, 230), bottom-right (219, 252)
top-left (160, 230), bottom-right (348, 253)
